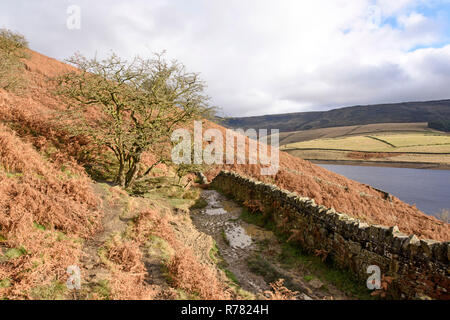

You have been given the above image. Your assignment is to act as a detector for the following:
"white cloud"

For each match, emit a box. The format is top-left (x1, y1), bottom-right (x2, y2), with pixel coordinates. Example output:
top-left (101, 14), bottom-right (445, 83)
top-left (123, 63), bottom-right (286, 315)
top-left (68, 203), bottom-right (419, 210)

top-left (376, 0), bottom-right (418, 15)
top-left (0, 0), bottom-right (449, 116)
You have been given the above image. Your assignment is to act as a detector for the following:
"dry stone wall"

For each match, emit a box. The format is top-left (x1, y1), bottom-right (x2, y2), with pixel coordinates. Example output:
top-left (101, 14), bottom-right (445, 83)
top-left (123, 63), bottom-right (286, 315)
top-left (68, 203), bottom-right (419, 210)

top-left (211, 170), bottom-right (450, 299)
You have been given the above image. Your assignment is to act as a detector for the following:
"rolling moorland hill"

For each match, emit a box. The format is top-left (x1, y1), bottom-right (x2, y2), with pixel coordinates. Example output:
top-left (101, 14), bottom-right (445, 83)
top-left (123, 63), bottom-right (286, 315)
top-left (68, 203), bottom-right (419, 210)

top-left (273, 122), bottom-right (444, 145)
top-left (275, 123), bottom-right (450, 170)
top-left (0, 49), bottom-right (448, 299)
top-left (221, 100), bottom-right (450, 133)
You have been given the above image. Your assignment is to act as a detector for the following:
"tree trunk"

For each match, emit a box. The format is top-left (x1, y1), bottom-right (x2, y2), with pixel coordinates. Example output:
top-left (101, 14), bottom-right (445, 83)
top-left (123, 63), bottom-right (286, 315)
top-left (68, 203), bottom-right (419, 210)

top-left (125, 155), bottom-right (141, 188)
top-left (116, 162), bottom-right (126, 187)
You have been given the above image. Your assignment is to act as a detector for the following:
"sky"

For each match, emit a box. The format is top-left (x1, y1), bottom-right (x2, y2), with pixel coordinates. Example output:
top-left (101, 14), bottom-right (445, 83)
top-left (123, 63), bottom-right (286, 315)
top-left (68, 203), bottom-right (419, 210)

top-left (1, 0), bottom-right (450, 117)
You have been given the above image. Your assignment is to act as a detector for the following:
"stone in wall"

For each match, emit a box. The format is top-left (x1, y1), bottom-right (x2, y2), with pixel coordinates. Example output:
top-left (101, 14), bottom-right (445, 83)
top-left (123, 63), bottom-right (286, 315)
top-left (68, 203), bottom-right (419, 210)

top-left (211, 170), bottom-right (450, 299)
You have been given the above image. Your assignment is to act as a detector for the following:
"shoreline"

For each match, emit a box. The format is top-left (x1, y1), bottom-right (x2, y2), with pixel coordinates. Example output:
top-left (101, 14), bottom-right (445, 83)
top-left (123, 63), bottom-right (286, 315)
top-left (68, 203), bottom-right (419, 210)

top-left (307, 159), bottom-right (450, 170)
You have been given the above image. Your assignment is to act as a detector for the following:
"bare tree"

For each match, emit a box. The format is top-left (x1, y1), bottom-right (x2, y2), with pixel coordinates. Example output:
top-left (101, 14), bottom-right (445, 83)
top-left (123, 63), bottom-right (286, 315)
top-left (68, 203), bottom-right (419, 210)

top-left (55, 52), bottom-right (212, 188)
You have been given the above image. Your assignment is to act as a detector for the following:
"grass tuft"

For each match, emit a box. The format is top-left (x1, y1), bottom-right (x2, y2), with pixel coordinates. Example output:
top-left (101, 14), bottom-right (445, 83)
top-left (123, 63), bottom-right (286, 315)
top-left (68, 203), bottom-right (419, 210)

top-left (239, 204), bottom-right (373, 300)
top-left (30, 281), bottom-right (67, 300)
top-left (190, 197), bottom-right (208, 210)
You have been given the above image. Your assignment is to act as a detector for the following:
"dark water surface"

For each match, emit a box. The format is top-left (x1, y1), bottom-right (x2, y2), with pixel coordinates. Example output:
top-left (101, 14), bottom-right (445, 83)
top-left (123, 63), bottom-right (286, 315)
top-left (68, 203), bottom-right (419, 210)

top-left (319, 164), bottom-right (450, 217)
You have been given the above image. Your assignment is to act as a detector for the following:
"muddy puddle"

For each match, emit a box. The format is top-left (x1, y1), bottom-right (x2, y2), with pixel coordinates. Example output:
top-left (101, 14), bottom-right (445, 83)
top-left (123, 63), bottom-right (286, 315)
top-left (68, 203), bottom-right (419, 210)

top-left (190, 190), bottom-right (350, 300)
top-left (191, 190), bottom-right (273, 294)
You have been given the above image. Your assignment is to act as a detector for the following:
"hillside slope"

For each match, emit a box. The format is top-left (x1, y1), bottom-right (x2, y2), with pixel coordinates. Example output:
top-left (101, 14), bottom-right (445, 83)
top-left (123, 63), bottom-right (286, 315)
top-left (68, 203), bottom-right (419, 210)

top-left (0, 50), bottom-right (448, 242)
top-left (0, 49), bottom-right (448, 300)
top-left (221, 100), bottom-right (450, 132)
top-left (274, 122), bottom-right (444, 145)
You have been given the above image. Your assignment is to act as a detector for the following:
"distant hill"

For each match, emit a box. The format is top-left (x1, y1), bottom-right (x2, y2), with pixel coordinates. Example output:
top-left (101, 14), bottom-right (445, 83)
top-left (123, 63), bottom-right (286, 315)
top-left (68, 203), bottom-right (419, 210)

top-left (221, 100), bottom-right (450, 132)
top-left (274, 122), bottom-right (439, 145)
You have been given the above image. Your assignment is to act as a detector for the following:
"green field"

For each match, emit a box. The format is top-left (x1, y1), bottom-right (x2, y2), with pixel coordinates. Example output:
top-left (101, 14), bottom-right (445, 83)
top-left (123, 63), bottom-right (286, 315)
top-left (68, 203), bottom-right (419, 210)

top-left (281, 126), bottom-right (450, 168)
top-left (283, 133), bottom-right (450, 153)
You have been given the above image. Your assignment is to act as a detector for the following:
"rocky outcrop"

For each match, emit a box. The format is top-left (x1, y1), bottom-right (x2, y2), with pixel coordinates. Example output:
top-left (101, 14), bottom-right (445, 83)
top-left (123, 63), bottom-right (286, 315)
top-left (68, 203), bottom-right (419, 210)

top-left (211, 171), bottom-right (450, 299)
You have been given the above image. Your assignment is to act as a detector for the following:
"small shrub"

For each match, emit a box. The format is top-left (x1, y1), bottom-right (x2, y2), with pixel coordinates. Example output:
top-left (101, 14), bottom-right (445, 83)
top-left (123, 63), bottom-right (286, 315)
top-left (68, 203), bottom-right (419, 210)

top-left (243, 199), bottom-right (264, 213)
top-left (436, 209), bottom-right (449, 223)
top-left (182, 187), bottom-right (200, 200)
top-left (190, 197), bottom-right (208, 210)
top-left (106, 237), bottom-right (145, 274)
top-left (247, 254), bottom-right (296, 290)
top-left (0, 29), bottom-right (29, 91)
top-left (0, 29), bottom-right (28, 55)
top-left (264, 279), bottom-right (298, 300)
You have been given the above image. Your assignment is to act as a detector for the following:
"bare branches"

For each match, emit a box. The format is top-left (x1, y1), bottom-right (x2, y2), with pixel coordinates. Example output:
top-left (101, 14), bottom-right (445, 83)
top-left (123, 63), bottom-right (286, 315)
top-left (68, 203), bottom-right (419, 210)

top-left (54, 52), bottom-right (213, 188)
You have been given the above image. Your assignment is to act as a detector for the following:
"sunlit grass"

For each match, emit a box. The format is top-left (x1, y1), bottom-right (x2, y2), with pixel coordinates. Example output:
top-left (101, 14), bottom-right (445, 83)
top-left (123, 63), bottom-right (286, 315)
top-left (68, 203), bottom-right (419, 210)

top-left (286, 133), bottom-right (450, 153)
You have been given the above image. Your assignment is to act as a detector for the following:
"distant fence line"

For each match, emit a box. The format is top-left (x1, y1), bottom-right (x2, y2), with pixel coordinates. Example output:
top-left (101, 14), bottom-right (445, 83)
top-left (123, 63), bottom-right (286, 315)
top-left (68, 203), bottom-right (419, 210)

top-left (283, 147), bottom-right (450, 155)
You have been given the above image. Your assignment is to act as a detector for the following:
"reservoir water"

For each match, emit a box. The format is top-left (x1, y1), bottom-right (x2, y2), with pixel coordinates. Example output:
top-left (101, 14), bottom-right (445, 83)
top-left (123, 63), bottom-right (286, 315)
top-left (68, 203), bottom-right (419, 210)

top-left (319, 164), bottom-right (450, 217)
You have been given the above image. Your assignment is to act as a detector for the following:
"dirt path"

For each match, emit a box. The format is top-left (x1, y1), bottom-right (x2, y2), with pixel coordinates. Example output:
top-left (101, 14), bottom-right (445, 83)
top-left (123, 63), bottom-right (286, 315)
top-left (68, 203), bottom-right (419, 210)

top-left (190, 189), bottom-right (351, 300)
top-left (191, 190), bottom-right (269, 294)
top-left (71, 184), bottom-right (130, 299)
top-left (74, 183), bottom-right (226, 300)
top-left (71, 183), bottom-right (353, 300)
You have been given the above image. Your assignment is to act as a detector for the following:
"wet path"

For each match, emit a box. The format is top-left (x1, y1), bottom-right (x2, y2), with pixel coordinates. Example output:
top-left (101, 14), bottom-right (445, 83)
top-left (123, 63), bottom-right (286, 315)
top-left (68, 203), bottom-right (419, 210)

top-left (190, 189), bottom-right (351, 300)
top-left (191, 190), bottom-right (270, 294)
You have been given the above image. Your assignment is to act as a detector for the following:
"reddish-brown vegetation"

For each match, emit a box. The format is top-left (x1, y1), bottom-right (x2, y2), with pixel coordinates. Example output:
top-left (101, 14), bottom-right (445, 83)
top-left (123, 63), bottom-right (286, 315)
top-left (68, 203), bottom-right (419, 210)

top-left (202, 121), bottom-right (449, 241)
top-left (0, 125), bottom-right (101, 236)
top-left (103, 235), bottom-right (157, 300)
top-left (0, 52), bottom-right (103, 297)
top-left (134, 209), bottom-right (230, 299)
top-left (0, 48), bottom-right (448, 300)
top-left (0, 124), bottom-right (101, 298)
top-left (0, 48), bottom-right (447, 300)
top-left (264, 279), bottom-right (299, 300)
top-left (347, 151), bottom-right (403, 160)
